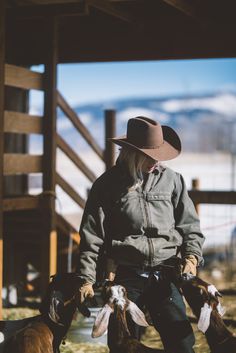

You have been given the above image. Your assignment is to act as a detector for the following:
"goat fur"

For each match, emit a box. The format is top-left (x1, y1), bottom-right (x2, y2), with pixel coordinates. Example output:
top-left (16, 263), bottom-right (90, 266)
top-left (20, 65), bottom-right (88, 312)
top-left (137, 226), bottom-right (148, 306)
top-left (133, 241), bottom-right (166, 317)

top-left (182, 275), bottom-right (236, 353)
top-left (0, 273), bottom-right (84, 353)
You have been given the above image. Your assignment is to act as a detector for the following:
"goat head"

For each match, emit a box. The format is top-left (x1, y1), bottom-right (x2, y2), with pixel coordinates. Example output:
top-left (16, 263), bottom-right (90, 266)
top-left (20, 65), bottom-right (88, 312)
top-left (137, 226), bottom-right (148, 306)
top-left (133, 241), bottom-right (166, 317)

top-left (92, 283), bottom-right (148, 338)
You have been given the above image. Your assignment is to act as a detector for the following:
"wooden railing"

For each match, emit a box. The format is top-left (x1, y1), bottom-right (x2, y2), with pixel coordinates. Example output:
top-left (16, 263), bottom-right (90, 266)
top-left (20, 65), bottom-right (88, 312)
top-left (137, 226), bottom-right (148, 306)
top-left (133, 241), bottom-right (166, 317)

top-left (3, 65), bottom-right (44, 211)
top-left (56, 91), bottom-right (116, 211)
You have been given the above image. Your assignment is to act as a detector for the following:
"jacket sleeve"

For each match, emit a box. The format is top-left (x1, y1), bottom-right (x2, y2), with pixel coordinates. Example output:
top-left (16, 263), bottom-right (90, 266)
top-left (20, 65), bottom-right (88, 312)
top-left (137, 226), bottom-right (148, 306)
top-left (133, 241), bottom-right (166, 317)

top-left (173, 173), bottom-right (205, 265)
top-left (77, 181), bottom-right (105, 284)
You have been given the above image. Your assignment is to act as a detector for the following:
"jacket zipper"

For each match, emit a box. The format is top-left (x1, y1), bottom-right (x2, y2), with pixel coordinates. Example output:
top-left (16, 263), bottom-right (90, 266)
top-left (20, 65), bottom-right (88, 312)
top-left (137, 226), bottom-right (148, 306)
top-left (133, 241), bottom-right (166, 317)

top-left (142, 193), bottom-right (154, 266)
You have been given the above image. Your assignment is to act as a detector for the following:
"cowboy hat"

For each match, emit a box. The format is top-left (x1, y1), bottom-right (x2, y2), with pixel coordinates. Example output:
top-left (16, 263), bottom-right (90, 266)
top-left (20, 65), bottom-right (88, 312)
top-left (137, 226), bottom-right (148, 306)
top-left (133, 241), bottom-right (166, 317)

top-left (109, 116), bottom-right (181, 161)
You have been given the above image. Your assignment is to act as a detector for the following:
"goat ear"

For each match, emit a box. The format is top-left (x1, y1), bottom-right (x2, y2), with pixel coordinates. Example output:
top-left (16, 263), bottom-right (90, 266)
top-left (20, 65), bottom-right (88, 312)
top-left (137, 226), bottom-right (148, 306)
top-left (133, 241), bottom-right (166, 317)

top-left (92, 304), bottom-right (113, 338)
top-left (126, 301), bottom-right (149, 327)
top-left (49, 291), bottom-right (64, 326)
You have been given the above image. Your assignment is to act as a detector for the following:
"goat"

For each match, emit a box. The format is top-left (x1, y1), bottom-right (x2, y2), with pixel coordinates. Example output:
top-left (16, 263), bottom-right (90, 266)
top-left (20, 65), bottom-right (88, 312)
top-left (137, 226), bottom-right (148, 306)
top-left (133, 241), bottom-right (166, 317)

top-left (181, 274), bottom-right (236, 353)
top-left (0, 273), bottom-right (88, 353)
top-left (92, 281), bottom-right (164, 353)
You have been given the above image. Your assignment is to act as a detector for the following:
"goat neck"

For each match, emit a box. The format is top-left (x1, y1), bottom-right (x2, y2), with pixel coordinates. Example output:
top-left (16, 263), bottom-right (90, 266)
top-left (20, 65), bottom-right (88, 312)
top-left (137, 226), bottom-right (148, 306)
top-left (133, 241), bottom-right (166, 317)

top-left (113, 304), bottom-right (131, 344)
top-left (205, 310), bottom-right (234, 352)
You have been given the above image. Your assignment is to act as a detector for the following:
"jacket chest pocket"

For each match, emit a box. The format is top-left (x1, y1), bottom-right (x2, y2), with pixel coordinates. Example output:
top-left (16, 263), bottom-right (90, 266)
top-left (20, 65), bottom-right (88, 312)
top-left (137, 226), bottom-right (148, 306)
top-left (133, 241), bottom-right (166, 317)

top-left (109, 192), bottom-right (143, 234)
top-left (146, 192), bottom-right (175, 232)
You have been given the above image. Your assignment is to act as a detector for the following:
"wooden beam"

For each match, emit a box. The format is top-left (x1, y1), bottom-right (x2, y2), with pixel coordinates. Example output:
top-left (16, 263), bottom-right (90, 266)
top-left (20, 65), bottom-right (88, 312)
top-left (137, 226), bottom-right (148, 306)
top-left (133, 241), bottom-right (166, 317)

top-left (41, 17), bottom-right (58, 294)
top-left (49, 230), bottom-right (57, 276)
top-left (57, 91), bottom-right (104, 161)
top-left (56, 173), bottom-right (86, 209)
top-left (7, 2), bottom-right (88, 18)
top-left (43, 19), bottom-right (57, 194)
top-left (105, 109), bottom-right (116, 170)
top-left (5, 64), bottom-right (44, 90)
top-left (87, 0), bottom-right (139, 25)
top-left (4, 111), bottom-right (43, 134)
top-left (56, 134), bottom-right (96, 182)
top-left (3, 196), bottom-right (40, 211)
top-left (161, 0), bottom-right (201, 22)
top-left (8, 0), bottom-right (84, 5)
top-left (4, 154), bottom-right (42, 175)
top-left (0, 0), bottom-right (5, 319)
top-left (189, 190), bottom-right (236, 205)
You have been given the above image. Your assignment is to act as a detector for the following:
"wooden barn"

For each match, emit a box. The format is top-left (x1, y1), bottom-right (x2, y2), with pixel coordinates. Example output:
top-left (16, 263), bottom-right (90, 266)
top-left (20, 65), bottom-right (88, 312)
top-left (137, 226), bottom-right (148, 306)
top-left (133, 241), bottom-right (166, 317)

top-left (1, 0), bottom-right (236, 317)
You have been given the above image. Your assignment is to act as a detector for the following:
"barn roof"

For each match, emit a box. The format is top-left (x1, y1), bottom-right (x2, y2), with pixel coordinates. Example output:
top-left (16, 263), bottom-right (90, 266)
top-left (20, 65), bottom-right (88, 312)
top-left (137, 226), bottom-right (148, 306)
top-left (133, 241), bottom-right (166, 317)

top-left (6, 0), bottom-right (236, 65)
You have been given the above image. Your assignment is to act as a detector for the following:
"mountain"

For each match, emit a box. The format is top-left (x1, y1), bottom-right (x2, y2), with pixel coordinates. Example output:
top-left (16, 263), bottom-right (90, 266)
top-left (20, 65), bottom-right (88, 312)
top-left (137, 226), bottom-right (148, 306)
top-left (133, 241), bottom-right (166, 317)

top-left (57, 91), bottom-right (236, 154)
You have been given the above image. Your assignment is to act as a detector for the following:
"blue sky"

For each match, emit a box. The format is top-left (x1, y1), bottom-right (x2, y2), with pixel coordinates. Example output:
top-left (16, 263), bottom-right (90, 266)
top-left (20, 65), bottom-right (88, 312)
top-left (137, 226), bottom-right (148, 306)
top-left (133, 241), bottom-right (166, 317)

top-left (56, 58), bottom-right (236, 107)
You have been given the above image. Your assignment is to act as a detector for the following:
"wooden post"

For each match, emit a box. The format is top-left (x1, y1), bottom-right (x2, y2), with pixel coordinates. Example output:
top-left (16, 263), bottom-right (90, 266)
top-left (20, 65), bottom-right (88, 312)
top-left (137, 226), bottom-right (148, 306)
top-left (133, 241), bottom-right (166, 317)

top-left (192, 178), bottom-right (200, 214)
top-left (0, 0), bottom-right (5, 318)
top-left (105, 109), bottom-right (116, 170)
top-left (41, 17), bottom-right (58, 293)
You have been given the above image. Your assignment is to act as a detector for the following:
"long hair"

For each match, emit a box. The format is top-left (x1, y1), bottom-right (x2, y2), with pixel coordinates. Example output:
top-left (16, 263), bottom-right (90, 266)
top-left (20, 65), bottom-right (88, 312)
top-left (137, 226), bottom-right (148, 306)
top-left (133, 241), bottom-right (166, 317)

top-left (118, 147), bottom-right (156, 191)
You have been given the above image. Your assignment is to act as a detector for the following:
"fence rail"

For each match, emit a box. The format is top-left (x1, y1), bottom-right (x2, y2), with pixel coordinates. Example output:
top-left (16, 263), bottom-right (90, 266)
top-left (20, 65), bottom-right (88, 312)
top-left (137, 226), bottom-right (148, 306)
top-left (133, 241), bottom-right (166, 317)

top-left (57, 91), bottom-right (104, 160)
top-left (189, 190), bottom-right (236, 206)
top-left (4, 154), bottom-right (42, 175)
top-left (4, 111), bottom-right (43, 134)
top-left (56, 134), bottom-right (97, 183)
top-left (4, 64), bottom-right (44, 90)
top-left (56, 172), bottom-right (86, 209)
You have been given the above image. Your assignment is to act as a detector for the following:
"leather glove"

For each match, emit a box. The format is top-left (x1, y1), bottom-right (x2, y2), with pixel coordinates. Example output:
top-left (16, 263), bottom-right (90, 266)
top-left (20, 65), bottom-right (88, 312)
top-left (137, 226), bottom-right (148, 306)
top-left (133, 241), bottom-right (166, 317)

top-left (106, 258), bottom-right (117, 282)
top-left (79, 283), bottom-right (94, 304)
top-left (181, 255), bottom-right (198, 276)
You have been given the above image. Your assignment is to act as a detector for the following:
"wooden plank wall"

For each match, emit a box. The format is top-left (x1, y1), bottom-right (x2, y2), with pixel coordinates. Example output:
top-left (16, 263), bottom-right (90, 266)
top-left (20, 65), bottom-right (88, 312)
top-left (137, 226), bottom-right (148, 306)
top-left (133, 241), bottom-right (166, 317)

top-left (0, 0), bottom-right (5, 319)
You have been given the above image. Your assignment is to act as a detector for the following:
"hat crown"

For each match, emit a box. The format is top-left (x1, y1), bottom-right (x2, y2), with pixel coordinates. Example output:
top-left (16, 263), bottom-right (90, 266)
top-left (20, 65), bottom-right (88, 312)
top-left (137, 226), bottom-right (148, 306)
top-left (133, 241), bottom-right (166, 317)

top-left (127, 117), bottom-right (164, 149)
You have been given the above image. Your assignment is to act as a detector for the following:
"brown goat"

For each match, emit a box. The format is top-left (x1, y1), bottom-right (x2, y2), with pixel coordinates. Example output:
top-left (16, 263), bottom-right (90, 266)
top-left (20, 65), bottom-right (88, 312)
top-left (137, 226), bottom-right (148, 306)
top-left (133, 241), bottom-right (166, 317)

top-left (181, 275), bottom-right (236, 353)
top-left (0, 273), bottom-right (86, 353)
top-left (92, 282), bottom-right (164, 353)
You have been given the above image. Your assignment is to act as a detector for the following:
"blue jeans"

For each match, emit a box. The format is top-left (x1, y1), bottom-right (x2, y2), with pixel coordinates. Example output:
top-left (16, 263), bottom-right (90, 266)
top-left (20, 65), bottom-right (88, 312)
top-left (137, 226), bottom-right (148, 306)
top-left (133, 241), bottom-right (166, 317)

top-left (108, 265), bottom-right (195, 353)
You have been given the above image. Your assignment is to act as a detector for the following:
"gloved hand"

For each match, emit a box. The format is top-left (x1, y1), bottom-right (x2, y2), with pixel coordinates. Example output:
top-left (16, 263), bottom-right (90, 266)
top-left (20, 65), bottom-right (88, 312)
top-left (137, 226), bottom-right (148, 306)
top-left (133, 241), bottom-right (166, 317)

top-left (181, 255), bottom-right (198, 276)
top-left (106, 258), bottom-right (117, 282)
top-left (79, 283), bottom-right (94, 304)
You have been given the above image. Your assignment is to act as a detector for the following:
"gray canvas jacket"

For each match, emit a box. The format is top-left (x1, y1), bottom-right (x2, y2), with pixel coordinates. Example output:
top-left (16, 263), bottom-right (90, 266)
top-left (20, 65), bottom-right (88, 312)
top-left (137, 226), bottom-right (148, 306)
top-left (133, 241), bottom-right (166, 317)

top-left (78, 162), bottom-right (205, 284)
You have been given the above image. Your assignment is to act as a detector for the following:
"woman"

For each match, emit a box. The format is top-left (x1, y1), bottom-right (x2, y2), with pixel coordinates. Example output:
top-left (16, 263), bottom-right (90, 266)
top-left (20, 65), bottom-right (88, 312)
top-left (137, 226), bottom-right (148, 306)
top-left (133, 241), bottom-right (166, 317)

top-left (77, 116), bottom-right (205, 353)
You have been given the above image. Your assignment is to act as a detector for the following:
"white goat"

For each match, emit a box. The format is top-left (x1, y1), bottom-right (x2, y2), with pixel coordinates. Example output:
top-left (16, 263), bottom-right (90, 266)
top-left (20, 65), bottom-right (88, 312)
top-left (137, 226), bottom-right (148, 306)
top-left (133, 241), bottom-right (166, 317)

top-left (92, 282), bottom-right (164, 353)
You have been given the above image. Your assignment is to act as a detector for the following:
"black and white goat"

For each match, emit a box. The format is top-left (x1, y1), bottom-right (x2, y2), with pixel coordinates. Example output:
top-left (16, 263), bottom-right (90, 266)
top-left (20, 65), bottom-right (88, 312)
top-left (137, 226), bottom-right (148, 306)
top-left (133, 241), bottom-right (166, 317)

top-left (181, 275), bottom-right (236, 353)
top-left (0, 273), bottom-right (87, 353)
top-left (92, 281), bottom-right (164, 353)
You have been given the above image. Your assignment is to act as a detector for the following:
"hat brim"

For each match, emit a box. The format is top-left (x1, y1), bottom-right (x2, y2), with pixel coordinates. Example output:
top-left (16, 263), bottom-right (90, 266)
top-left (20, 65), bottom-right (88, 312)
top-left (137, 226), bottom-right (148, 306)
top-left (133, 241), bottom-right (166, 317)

top-left (109, 125), bottom-right (181, 161)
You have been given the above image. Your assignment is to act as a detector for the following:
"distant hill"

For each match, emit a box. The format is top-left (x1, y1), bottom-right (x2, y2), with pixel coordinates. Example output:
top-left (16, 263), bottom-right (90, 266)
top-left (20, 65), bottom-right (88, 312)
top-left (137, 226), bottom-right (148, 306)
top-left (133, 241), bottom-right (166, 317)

top-left (57, 91), bottom-right (236, 153)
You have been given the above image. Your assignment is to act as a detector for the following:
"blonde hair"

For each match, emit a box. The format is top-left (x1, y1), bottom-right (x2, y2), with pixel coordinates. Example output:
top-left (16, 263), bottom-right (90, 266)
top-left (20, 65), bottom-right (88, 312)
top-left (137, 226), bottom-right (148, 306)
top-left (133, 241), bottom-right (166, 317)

top-left (118, 147), bottom-right (150, 191)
